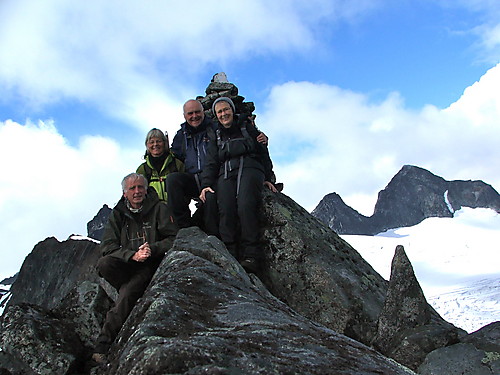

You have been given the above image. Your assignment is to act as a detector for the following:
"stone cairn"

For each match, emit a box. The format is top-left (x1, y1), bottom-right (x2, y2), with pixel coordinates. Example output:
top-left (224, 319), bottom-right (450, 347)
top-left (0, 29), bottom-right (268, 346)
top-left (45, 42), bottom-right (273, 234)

top-left (197, 72), bottom-right (256, 119)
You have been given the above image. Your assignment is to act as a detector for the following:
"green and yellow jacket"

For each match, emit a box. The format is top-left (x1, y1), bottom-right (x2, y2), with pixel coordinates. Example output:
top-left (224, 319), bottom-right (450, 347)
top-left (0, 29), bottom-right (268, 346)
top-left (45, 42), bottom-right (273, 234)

top-left (136, 152), bottom-right (184, 201)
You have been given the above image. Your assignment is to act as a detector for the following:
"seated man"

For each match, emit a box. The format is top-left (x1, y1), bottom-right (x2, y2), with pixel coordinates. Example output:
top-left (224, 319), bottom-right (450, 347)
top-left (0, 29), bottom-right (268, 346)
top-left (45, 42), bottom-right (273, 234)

top-left (92, 172), bottom-right (178, 363)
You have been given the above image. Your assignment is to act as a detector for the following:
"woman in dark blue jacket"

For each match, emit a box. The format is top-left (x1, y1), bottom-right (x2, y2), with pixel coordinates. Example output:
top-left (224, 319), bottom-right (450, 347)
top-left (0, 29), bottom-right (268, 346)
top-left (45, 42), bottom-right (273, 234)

top-left (200, 97), bottom-right (277, 273)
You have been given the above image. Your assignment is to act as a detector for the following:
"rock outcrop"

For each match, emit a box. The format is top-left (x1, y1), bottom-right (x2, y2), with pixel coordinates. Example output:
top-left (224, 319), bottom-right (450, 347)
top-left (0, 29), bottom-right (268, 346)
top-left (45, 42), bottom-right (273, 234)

top-left (102, 227), bottom-right (415, 375)
top-left (259, 190), bottom-right (388, 345)
top-left (418, 322), bottom-right (500, 375)
top-left (372, 245), bottom-right (464, 371)
top-left (1, 190), bottom-right (497, 374)
top-left (312, 165), bottom-right (500, 235)
top-left (0, 275), bottom-right (15, 311)
top-left (87, 205), bottom-right (112, 241)
top-left (5, 237), bottom-right (102, 311)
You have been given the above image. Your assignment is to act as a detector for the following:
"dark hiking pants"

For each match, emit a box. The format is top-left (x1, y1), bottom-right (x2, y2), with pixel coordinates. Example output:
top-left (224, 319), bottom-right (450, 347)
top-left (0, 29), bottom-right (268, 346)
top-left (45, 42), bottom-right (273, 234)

top-left (166, 172), bottom-right (219, 236)
top-left (94, 255), bottom-right (159, 352)
top-left (216, 167), bottom-right (264, 260)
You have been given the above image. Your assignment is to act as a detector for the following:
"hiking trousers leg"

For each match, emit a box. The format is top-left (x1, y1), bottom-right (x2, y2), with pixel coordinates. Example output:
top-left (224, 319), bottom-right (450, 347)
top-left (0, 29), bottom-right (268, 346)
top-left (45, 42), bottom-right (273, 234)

top-left (166, 172), bottom-right (199, 228)
top-left (202, 189), bottom-right (220, 237)
top-left (216, 175), bottom-right (239, 257)
top-left (95, 256), bottom-right (157, 352)
top-left (236, 168), bottom-right (264, 260)
top-left (216, 168), bottom-right (264, 260)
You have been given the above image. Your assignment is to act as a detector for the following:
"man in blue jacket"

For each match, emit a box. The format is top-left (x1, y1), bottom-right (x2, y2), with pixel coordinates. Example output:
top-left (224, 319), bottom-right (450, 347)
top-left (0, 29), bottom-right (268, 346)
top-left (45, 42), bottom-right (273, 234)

top-left (167, 99), bottom-right (219, 235)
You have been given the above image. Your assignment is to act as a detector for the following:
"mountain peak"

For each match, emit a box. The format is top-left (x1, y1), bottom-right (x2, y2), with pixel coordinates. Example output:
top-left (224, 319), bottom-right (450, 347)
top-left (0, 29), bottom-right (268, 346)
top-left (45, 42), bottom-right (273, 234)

top-left (313, 165), bottom-right (500, 235)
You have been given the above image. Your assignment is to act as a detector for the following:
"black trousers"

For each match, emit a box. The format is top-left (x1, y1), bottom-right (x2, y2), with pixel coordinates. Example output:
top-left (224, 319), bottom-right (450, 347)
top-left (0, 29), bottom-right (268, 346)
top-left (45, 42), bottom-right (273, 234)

top-left (95, 255), bottom-right (159, 352)
top-left (166, 172), bottom-right (219, 236)
top-left (216, 168), bottom-right (264, 260)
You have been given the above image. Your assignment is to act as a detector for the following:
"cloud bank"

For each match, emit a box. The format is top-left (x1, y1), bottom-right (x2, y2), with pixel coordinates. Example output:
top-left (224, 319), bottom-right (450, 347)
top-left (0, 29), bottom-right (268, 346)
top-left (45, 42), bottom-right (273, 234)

top-left (262, 63), bottom-right (500, 213)
top-left (0, 119), bottom-right (141, 278)
top-left (0, 0), bottom-right (377, 132)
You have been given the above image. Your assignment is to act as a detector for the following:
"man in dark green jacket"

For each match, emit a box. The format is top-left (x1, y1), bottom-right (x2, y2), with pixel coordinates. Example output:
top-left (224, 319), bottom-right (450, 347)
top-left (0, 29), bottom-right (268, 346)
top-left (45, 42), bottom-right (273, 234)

top-left (92, 172), bottom-right (178, 363)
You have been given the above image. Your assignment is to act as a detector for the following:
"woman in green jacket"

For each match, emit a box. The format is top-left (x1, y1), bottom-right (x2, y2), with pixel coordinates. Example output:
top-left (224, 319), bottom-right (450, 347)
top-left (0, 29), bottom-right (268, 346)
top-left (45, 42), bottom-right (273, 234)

top-left (136, 128), bottom-right (184, 201)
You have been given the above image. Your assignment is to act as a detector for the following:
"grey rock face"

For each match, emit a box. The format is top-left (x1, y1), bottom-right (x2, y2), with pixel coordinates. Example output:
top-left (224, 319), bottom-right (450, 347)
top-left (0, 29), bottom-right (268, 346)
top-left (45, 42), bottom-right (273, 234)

top-left (1, 303), bottom-right (86, 374)
top-left (0, 281), bottom-right (112, 374)
top-left (462, 322), bottom-right (500, 352)
top-left (87, 204), bottom-right (111, 241)
top-left (105, 227), bottom-right (415, 375)
top-left (0, 192), bottom-right (496, 375)
top-left (260, 190), bottom-right (388, 346)
top-left (52, 281), bottom-right (113, 350)
top-left (418, 343), bottom-right (500, 375)
top-left (5, 237), bottom-right (102, 311)
top-left (313, 165), bottom-right (500, 235)
top-left (372, 245), bottom-right (463, 370)
top-left (418, 322), bottom-right (500, 375)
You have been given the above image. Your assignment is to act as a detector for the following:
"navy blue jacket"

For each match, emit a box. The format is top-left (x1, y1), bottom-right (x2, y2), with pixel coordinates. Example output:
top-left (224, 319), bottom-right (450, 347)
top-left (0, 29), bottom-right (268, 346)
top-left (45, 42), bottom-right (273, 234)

top-left (170, 117), bottom-right (217, 175)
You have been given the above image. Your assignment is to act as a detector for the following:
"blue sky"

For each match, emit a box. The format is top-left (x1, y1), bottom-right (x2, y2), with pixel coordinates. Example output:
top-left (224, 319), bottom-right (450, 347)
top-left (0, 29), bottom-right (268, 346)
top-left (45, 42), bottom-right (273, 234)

top-left (1, 0), bottom-right (499, 279)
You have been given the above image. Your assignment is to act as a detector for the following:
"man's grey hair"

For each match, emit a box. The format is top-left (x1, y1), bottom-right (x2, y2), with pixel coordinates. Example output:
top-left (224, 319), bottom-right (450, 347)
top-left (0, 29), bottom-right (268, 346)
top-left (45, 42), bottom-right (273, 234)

top-left (183, 99), bottom-right (204, 114)
top-left (121, 173), bottom-right (148, 192)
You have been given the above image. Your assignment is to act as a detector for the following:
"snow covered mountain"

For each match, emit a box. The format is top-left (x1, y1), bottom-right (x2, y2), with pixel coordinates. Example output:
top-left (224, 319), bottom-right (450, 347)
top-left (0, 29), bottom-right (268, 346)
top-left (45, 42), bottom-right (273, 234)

top-left (342, 207), bottom-right (500, 333)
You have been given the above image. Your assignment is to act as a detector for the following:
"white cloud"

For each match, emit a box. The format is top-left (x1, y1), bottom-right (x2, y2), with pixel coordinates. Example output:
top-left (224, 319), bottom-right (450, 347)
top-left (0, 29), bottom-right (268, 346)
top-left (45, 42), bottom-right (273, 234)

top-left (443, 0), bottom-right (500, 63)
top-left (0, 0), bottom-right (380, 132)
top-left (262, 64), bottom-right (500, 213)
top-left (0, 119), bottom-right (142, 279)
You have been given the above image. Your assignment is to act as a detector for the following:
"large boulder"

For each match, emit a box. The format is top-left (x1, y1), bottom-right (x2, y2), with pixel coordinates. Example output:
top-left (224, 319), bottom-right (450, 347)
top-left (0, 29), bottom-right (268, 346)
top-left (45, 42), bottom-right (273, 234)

top-left (102, 227), bottom-right (415, 375)
top-left (5, 237), bottom-right (102, 311)
top-left (0, 281), bottom-right (112, 374)
top-left (260, 190), bottom-right (388, 345)
top-left (418, 322), bottom-right (500, 375)
top-left (1, 303), bottom-right (86, 374)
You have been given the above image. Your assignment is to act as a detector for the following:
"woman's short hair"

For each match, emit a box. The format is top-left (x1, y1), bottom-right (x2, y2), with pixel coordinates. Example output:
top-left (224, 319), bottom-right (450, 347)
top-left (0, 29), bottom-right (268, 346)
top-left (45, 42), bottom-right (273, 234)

top-left (145, 128), bottom-right (169, 149)
top-left (212, 97), bottom-right (235, 116)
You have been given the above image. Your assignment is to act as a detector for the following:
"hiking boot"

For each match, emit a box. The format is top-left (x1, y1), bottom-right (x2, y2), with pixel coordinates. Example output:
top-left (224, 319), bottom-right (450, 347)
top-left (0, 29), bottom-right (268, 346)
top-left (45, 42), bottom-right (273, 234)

top-left (91, 352), bottom-right (107, 365)
top-left (240, 258), bottom-right (260, 274)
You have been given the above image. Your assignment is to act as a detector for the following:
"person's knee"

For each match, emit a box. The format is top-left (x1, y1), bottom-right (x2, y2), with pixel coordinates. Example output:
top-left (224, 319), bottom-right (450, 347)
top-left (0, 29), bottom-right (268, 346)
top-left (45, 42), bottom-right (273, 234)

top-left (97, 256), bottom-right (123, 278)
top-left (165, 172), bottom-right (181, 190)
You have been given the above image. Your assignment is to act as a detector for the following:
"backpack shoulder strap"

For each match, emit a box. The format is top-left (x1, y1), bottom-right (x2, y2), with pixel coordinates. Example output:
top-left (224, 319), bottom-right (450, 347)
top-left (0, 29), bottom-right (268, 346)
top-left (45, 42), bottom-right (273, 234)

top-left (240, 122), bottom-right (250, 139)
top-left (143, 163), bottom-right (153, 182)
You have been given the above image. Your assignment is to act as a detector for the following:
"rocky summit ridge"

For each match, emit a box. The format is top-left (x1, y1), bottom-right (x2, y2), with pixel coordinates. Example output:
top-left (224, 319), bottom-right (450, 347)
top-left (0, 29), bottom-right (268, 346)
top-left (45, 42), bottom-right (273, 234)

top-left (312, 164), bottom-right (500, 235)
top-left (0, 190), bottom-right (498, 375)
